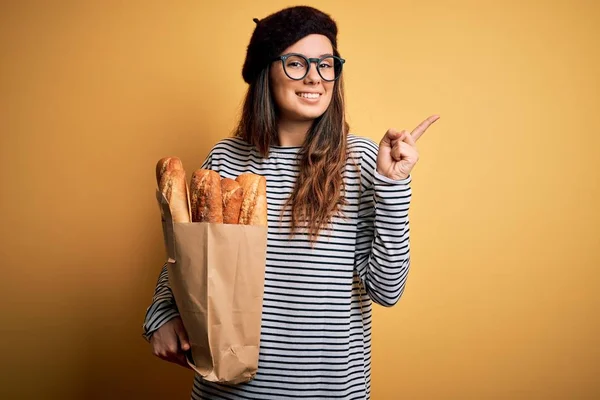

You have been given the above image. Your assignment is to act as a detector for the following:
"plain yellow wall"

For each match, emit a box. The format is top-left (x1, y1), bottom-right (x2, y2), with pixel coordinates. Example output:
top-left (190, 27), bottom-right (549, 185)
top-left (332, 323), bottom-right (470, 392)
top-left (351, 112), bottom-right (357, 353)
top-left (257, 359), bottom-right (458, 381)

top-left (1, 0), bottom-right (598, 399)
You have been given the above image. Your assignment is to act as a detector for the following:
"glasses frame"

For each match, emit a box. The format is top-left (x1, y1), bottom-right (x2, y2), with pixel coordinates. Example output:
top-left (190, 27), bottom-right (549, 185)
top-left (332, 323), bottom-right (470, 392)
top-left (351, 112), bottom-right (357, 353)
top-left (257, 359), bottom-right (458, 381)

top-left (272, 53), bottom-right (346, 82)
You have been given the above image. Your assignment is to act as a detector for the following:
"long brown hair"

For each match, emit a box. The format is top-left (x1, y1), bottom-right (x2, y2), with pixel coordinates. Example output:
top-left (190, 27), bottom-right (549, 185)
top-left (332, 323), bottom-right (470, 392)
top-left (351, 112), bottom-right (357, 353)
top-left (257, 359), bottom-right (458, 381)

top-left (234, 60), bottom-right (349, 241)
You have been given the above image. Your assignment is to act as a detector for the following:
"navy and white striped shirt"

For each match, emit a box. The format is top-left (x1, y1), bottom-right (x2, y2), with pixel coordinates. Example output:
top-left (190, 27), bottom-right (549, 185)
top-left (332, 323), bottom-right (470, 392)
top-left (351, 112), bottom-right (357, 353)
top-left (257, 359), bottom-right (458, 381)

top-left (143, 134), bottom-right (412, 399)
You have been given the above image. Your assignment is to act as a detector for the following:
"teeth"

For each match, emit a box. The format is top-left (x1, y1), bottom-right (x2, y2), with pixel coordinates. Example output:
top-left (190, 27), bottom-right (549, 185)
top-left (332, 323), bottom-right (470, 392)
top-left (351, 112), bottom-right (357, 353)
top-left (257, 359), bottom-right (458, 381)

top-left (298, 93), bottom-right (320, 99)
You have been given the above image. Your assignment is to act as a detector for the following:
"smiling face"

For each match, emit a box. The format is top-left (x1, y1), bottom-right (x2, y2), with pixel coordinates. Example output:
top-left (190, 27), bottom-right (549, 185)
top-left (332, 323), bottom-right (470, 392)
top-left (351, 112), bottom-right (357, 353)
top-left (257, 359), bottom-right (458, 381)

top-left (270, 34), bottom-right (336, 123)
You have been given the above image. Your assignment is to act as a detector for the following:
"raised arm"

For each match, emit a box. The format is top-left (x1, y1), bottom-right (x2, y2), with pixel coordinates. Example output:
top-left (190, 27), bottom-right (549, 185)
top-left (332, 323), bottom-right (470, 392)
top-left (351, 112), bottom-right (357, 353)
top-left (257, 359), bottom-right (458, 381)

top-left (354, 115), bottom-right (439, 306)
top-left (354, 141), bottom-right (412, 306)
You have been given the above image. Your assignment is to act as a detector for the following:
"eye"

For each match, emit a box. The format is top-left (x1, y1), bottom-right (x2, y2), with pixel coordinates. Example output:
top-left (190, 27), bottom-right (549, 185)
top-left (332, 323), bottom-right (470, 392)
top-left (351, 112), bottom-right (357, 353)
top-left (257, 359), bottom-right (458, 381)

top-left (285, 56), bottom-right (306, 69)
top-left (319, 61), bottom-right (333, 69)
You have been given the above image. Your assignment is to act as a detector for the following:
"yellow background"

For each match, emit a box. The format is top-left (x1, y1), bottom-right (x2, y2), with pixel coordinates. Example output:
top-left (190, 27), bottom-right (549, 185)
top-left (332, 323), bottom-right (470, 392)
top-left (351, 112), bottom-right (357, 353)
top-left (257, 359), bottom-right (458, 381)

top-left (1, 0), bottom-right (598, 399)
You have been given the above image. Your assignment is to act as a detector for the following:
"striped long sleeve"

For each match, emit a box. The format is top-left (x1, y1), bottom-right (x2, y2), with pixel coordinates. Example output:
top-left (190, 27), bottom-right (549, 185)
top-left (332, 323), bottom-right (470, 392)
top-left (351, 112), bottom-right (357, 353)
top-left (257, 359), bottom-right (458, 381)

top-left (353, 141), bottom-right (412, 307)
top-left (142, 263), bottom-right (179, 340)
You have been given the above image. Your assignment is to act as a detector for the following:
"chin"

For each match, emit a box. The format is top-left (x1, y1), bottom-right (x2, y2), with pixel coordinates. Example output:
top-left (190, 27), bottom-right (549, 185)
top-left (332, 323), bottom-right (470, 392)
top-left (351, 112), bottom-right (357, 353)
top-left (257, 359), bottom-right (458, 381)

top-left (298, 110), bottom-right (327, 120)
top-left (295, 104), bottom-right (330, 121)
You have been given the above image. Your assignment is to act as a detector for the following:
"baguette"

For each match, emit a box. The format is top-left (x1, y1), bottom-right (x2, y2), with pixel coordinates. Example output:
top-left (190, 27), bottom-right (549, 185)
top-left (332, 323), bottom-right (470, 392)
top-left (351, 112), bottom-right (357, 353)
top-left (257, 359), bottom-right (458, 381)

top-left (236, 173), bottom-right (267, 226)
top-left (156, 157), bottom-right (184, 187)
top-left (158, 169), bottom-right (191, 223)
top-left (190, 169), bottom-right (223, 223)
top-left (221, 178), bottom-right (244, 224)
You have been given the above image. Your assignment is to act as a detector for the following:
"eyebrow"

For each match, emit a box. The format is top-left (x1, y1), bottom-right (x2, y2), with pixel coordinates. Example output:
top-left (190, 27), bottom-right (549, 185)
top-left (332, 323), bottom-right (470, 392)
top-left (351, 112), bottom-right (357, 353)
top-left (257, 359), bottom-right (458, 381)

top-left (283, 52), bottom-right (335, 58)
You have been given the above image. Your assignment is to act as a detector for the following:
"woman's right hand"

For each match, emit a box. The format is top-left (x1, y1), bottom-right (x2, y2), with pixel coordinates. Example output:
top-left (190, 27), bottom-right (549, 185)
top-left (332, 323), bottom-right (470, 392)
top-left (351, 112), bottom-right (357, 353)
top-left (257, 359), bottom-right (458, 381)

top-left (150, 317), bottom-right (192, 369)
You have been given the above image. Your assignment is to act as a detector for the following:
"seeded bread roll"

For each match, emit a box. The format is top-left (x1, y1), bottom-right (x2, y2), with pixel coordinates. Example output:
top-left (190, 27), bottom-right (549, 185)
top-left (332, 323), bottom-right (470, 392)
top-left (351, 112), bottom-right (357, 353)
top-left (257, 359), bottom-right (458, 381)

top-left (221, 178), bottom-right (244, 224)
top-left (156, 157), bottom-right (184, 187)
top-left (158, 169), bottom-right (191, 223)
top-left (190, 169), bottom-right (223, 223)
top-left (235, 174), bottom-right (267, 226)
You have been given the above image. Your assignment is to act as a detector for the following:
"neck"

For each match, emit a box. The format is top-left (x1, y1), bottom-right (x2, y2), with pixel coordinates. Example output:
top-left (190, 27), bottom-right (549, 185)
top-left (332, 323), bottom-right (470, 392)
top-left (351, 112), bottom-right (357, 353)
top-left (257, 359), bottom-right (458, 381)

top-left (277, 118), bottom-right (313, 147)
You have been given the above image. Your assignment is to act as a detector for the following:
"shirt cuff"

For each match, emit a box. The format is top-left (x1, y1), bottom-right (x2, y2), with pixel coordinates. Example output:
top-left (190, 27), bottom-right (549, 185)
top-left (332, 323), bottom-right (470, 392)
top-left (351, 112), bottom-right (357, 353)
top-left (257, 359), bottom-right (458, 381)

top-left (374, 170), bottom-right (412, 185)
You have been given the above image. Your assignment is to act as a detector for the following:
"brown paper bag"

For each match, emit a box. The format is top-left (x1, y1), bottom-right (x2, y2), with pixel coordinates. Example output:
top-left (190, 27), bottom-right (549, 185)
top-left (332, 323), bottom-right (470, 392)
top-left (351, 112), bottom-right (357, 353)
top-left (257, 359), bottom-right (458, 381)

top-left (156, 190), bottom-right (267, 385)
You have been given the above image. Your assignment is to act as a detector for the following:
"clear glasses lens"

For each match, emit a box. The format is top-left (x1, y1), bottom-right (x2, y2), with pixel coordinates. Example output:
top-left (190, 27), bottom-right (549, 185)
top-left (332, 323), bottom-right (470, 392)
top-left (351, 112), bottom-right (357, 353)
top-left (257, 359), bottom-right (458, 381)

top-left (283, 55), bottom-right (308, 79)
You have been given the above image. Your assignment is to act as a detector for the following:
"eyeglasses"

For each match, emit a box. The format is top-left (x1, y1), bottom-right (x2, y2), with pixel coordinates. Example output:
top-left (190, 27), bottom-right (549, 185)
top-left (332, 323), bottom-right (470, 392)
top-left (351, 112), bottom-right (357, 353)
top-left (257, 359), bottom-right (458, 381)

top-left (272, 53), bottom-right (346, 82)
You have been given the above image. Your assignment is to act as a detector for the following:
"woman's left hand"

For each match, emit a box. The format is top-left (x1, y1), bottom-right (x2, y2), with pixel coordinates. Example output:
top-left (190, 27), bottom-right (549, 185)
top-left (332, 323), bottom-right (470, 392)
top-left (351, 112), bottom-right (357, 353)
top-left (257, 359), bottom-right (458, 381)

top-left (376, 115), bottom-right (440, 181)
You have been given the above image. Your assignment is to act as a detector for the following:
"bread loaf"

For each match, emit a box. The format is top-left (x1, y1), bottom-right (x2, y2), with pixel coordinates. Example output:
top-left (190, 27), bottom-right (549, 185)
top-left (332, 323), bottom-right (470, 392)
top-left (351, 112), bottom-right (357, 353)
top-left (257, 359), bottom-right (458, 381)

top-left (236, 174), bottom-right (268, 226)
top-left (156, 157), bottom-right (184, 187)
top-left (190, 169), bottom-right (223, 223)
top-left (158, 169), bottom-right (191, 223)
top-left (221, 178), bottom-right (244, 224)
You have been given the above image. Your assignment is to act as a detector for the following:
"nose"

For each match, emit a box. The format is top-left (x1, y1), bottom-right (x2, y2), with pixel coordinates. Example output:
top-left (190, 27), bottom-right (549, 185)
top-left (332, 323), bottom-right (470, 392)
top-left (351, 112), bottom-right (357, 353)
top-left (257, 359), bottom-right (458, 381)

top-left (303, 61), bottom-right (321, 85)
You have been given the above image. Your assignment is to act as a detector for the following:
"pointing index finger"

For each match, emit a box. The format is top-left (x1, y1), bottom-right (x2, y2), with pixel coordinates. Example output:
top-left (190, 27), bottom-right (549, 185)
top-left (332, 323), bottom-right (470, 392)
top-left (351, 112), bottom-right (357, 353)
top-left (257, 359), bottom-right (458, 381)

top-left (411, 115), bottom-right (440, 142)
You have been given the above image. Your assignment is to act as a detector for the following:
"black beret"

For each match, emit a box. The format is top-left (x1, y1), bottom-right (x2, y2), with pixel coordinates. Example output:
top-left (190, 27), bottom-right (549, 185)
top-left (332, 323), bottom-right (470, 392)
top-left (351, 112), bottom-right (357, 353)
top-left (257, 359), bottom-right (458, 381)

top-left (242, 6), bottom-right (338, 84)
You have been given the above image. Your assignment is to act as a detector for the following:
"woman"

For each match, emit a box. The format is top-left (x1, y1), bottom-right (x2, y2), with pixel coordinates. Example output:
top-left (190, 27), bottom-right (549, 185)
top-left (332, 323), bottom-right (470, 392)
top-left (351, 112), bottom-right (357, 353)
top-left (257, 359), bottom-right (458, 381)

top-left (143, 5), bottom-right (438, 400)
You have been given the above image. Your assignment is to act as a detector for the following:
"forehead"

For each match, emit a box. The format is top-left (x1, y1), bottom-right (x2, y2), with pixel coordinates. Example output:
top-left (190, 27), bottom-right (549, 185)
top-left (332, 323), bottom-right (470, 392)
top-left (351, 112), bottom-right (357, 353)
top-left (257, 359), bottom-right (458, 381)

top-left (281, 34), bottom-right (334, 57)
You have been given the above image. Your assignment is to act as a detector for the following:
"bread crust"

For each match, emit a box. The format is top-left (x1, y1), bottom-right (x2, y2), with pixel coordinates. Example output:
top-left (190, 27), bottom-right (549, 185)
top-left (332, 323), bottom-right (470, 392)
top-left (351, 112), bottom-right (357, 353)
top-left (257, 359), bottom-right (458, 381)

top-left (158, 169), bottom-right (191, 223)
top-left (221, 178), bottom-right (244, 224)
top-left (236, 174), bottom-right (267, 226)
top-left (190, 169), bottom-right (223, 223)
top-left (156, 157), bottom-right (183, 187)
